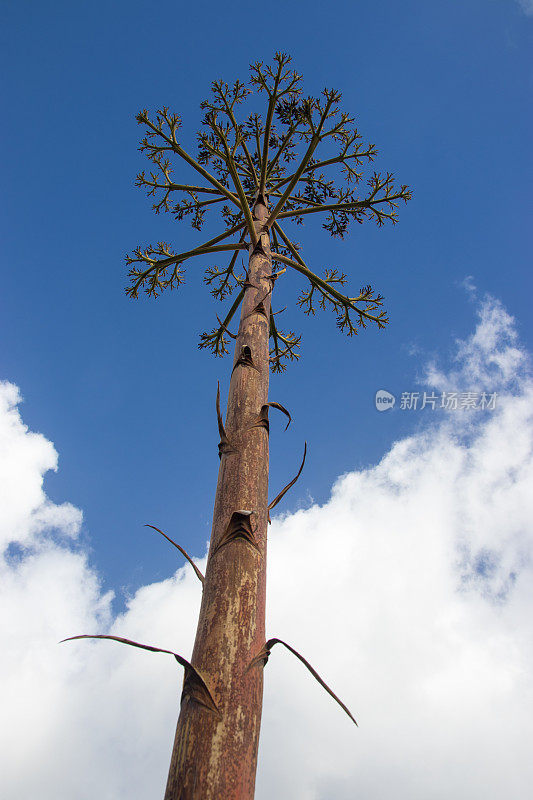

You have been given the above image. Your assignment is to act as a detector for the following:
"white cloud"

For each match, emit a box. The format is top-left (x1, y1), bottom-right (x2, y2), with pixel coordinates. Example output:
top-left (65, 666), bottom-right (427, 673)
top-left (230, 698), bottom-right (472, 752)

top-left (516, 0), bottom-right (533, 16)
top-left (424, 295), bottom-right (527, 393)
top-left (459, 274), bottom-right (477, 298)
top-left (0, 382), bottom-right (81, 549)
top-left (1, 295), bottom-right (533, 799)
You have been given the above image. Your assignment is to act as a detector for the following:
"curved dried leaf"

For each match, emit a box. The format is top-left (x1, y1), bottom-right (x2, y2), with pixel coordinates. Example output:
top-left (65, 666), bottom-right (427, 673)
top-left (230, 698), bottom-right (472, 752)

top-left (59, 634), bottom-right (219, 714)
top-left (265, 401), bottom-right (292, 430)
top-left (268, 442), bottom-right (307, 516)
top-left (145, 525), bottom-right (204, 584)
top-left (260, 637), bottom-right (358, 726)
top-left (249, 401), bottom-right (292, 434)
top-left (60, 633), bottom-right (179, 656)
top-left (216, 381), bottom-right (237, 457)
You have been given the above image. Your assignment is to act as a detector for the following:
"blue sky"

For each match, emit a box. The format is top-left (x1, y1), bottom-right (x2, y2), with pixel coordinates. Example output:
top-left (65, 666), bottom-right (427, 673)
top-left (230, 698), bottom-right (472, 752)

top-left (2, 0), bottom-right (531, 604)
top-left (1, 2), bottom-right (532, 798)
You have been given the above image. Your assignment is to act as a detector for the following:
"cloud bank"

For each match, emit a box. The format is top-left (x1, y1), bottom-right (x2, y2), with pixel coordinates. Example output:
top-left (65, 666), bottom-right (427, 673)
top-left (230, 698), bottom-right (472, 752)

top-left (1, 293), bottom-right (532, 799)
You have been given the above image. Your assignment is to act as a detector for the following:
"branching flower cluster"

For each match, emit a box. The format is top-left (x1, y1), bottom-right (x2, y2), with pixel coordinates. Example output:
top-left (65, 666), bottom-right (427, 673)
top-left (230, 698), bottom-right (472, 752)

top-left (126, 52), bottom-right (411, 369)
top-left (125, 241), bottom-right (184, 298)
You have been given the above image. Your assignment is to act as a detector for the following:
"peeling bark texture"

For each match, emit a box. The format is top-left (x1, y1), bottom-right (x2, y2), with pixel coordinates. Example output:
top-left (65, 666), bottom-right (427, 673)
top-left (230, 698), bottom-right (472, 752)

top-left (164, 198), bottom-right (272, 799)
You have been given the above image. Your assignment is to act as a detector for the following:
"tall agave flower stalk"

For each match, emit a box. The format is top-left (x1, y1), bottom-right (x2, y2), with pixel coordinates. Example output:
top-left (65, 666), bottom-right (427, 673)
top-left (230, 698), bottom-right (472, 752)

top-left (62, 53), bottom-right (411, 799)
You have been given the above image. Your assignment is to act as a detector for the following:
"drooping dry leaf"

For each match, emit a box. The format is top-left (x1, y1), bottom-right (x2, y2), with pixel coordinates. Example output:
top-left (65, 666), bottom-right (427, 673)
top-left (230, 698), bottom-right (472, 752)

top-left (145, 524), bottom-right (204, 584)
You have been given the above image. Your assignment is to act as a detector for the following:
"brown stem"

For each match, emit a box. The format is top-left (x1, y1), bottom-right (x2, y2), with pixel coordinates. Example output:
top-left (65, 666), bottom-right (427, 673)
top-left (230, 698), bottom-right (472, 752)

top-left (164, 197), bottom-right (272, 800)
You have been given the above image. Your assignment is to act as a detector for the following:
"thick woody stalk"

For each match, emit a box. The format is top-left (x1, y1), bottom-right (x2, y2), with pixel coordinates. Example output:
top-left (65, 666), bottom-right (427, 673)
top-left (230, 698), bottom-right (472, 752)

top-left (164, 197), bottom-right (272, 799)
